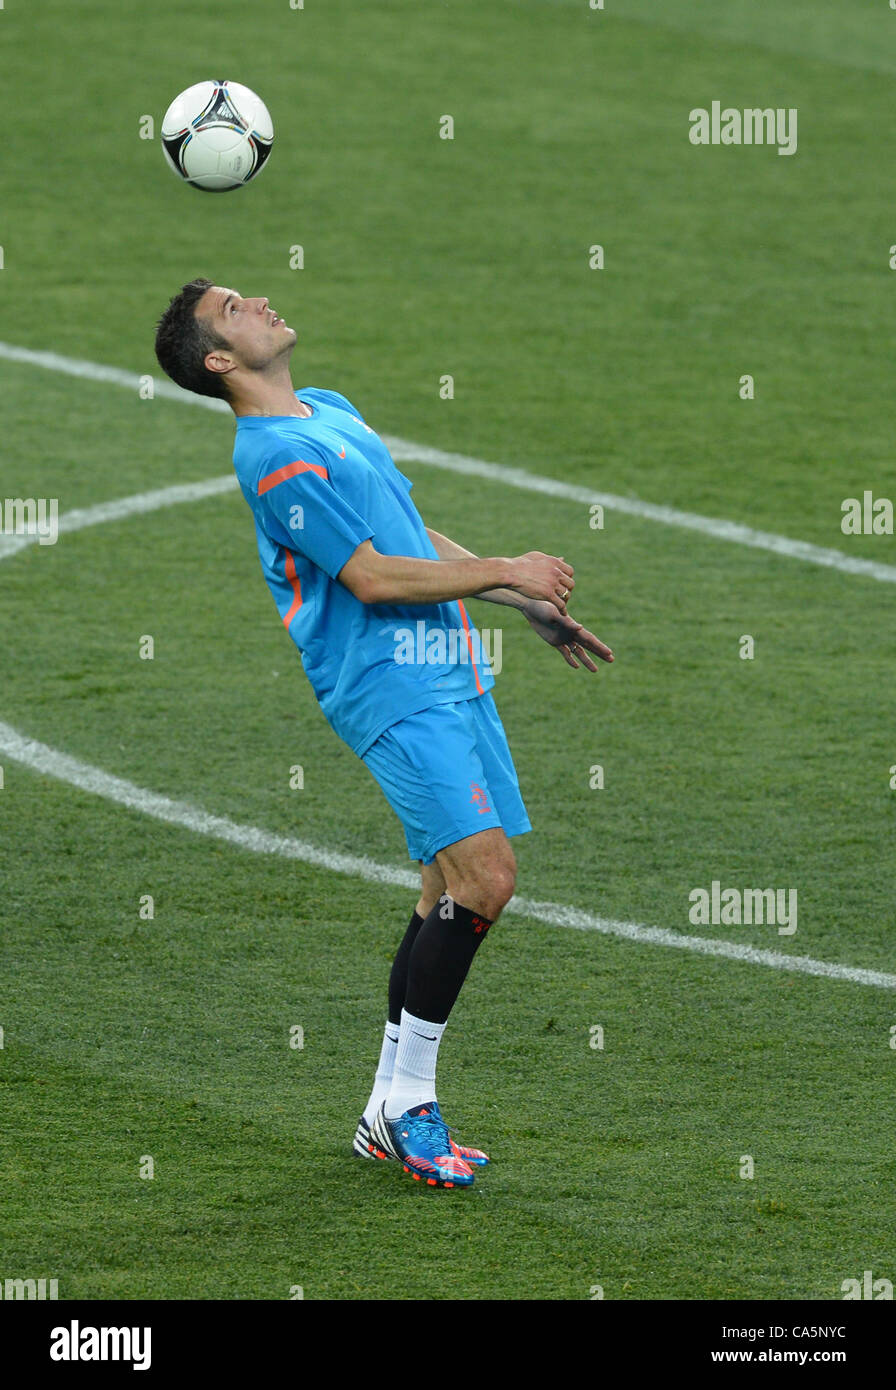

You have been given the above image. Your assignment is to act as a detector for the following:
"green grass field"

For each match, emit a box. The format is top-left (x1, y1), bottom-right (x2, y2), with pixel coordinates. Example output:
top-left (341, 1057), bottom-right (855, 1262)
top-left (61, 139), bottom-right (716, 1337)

top-left (1, 0), bottom-right (895, 1301)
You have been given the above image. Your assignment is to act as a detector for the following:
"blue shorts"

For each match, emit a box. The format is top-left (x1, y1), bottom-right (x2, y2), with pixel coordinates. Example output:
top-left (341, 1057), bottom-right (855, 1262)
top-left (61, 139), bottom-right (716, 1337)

top-left (361, 691), bottom-right (531, 864)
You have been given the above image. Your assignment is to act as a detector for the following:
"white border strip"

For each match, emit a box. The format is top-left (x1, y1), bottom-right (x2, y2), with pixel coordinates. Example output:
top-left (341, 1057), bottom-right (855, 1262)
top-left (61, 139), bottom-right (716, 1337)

top-left (2, 340), bottom-right (895, 583)
top-left (1, 719), bottom-right (893, 991)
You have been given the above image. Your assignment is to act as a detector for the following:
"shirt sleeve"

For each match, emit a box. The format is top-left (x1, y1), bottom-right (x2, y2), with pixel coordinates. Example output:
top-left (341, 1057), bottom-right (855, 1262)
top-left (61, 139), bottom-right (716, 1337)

top-left (255, 444), bottom-right (374, 580)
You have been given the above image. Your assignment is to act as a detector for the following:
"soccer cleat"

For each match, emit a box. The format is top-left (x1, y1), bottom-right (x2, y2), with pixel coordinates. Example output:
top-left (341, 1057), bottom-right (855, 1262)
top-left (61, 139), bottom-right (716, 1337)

top-left (450, 1137), bottom-right (490, 1167)
top-left (352, 1116), bottom-right (388, 1161)
top-left (369, 1101), bottom-right (476, 1188)
top-left (352, 1114), bottom-right (490, 1166)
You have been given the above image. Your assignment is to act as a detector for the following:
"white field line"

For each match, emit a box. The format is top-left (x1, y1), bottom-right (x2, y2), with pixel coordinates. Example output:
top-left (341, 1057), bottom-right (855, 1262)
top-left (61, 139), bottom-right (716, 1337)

top-left (2, 340), bottom-right (895, 584)
top-left (1, 719), bottom-right (894, 992)
top-left (2, 341), bottom-right (893, 991)
top-left (0, 478), bottom-right (237, 561)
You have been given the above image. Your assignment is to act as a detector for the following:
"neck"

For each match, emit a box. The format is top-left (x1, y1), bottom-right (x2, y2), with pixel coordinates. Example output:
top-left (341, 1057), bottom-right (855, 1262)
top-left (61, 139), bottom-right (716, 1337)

top-left (230, 365), bottom-right (311, 419)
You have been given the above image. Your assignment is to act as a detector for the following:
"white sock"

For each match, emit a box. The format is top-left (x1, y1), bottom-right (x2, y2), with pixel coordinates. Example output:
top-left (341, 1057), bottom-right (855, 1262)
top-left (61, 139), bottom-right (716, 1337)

top-left (362, 1022), bottom-right (400, 1126)
top-left (384, 1009), bottom-right (446, 1119)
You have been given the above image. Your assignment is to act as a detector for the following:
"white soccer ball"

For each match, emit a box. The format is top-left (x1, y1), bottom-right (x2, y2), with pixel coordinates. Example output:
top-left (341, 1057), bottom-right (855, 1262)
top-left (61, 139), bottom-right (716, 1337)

top-left (161, 80), bottom-right (274, 192)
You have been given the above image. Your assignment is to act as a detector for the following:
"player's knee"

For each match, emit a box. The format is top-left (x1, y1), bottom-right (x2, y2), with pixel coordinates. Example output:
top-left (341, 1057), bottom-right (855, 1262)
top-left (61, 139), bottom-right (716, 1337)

top-left (455, 853), bottom-right (516, 920)
top-left (491, 839), bottom-right (513, 906)
top-left (489, 858), bottom-right (517, 913)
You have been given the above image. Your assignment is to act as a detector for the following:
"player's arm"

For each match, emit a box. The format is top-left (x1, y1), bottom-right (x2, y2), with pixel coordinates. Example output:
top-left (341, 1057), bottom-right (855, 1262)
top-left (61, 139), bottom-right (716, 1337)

top-left (337, 538), bottom-right (574, 613)
top-left (424, 528), bottom-right (530, 609)
top-left (424, 528), bottom-right (614, 670)
top-left (253, 450), bottom-right (569, 609)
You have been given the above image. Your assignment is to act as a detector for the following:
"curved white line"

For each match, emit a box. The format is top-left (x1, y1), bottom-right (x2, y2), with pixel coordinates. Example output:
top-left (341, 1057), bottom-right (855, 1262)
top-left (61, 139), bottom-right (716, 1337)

top-left (1, 719), bottom-right (893, 992)
top-left (3, 343), bottom-right (893, 991)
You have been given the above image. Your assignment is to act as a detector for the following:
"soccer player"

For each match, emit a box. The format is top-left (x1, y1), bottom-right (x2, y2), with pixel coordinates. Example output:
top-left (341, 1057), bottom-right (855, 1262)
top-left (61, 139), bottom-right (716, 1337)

top-left (154, 280), bottom-right (613, 1188)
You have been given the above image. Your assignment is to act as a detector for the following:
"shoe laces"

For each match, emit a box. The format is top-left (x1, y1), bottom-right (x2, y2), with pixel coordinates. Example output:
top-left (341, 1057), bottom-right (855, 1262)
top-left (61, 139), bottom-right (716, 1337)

top-left (402, 1107), bottom-right (451, 1152)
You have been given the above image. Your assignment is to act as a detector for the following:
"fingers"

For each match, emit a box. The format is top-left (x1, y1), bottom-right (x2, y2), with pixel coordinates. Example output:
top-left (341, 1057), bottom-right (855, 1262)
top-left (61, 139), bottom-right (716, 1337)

top-left (574, 627), bottom-right (614, 664)
top-left (562, 641), bottom-right (593, 670)
top-left (538, 552), bottom-right (574, 606)
top-left (564, 626), bottom-right (614, 670)
top-left (554, 563), bottom-right (574, 609)
top-left (567, 644), bottom-right (598, 672)
top-left (515, 552), bottom-right (576, 609)
top-left (529, 559), bottom-right (614, 669)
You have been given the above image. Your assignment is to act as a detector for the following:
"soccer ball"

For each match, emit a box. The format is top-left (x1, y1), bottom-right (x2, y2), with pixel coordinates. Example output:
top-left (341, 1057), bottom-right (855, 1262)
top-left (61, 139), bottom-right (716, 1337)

top-left (161, 80), bottom-right (274, 192)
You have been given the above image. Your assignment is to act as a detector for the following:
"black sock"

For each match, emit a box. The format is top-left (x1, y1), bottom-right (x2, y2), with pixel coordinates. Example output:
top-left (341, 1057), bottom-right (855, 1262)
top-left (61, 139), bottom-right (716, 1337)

top-left (403, 897), bottom-right (494, 1025)
top-left (388, 910), bottom-right (424, 1026)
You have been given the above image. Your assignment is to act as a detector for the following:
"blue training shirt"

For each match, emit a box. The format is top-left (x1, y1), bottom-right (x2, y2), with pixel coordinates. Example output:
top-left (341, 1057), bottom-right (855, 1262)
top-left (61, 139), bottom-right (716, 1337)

top-left (232, 388), bottom-right (494, 756)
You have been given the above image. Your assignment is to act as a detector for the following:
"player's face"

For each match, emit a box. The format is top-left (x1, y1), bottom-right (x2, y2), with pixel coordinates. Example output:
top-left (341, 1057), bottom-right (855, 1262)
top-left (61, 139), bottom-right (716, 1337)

top-left (199, 285), bottom-right (297, 372)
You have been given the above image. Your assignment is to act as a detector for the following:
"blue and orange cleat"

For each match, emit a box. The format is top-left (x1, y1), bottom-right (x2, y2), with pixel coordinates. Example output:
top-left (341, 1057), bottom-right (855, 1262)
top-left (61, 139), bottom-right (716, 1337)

top-left (450, 1135), bottom-right (489, 1168)
top-left (366, 1101), bottom-right (477, 1188)
top-left (353, 1110), bottom-right (490, 1168)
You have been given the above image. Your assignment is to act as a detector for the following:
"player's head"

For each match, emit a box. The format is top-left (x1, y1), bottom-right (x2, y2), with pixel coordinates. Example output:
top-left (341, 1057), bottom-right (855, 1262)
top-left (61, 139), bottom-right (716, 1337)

top-left (154, 278), bottom-right (296, 404)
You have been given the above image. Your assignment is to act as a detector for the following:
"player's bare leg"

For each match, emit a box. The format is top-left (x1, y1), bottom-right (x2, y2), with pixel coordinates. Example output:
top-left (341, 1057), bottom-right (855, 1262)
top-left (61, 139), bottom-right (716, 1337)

top-left (433, 826), bottom-right (517, 925)
top-left (416, 858), bottom-right (447, 917)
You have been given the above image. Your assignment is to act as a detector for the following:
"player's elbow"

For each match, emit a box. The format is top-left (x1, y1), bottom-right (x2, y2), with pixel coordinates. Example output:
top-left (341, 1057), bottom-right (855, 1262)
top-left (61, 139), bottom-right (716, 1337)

top-left (338, 543), bottom-right (384, 604)
top-left (340, 567), bottom-right (375, 603)
top-left (348, 573), bottom-right (380, 604)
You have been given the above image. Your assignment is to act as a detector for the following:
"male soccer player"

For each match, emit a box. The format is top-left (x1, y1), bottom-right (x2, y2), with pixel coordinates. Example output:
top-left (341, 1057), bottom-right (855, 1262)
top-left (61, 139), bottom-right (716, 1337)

top-left (154, 279), bottom-right (613, 1188)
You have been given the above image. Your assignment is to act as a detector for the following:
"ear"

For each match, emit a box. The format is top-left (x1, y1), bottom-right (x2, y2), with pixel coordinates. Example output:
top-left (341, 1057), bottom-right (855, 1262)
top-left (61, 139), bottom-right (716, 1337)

top-left (204, 349), bottom-right (236, 380)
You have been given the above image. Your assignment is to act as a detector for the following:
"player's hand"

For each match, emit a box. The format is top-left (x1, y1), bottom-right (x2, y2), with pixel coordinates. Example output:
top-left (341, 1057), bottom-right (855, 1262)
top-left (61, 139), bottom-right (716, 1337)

top-left (523, 599), bottom-right (614, 670)
top-left (508, 552), bottom-right (575, 613)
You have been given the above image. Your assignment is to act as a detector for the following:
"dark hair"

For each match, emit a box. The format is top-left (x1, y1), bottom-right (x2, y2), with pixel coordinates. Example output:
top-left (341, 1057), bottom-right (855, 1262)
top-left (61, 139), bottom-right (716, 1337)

top-left (154, 278), bottom-right (232, 400)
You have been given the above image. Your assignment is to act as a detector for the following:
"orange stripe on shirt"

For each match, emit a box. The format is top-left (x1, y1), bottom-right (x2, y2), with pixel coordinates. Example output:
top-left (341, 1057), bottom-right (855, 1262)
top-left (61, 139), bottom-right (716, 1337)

top-left (457, 600), bottom-right (485, 696)
top-left (283, 550), bottom-right (303, 628)
top-left (259, 458), bottom-right (328, 495)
